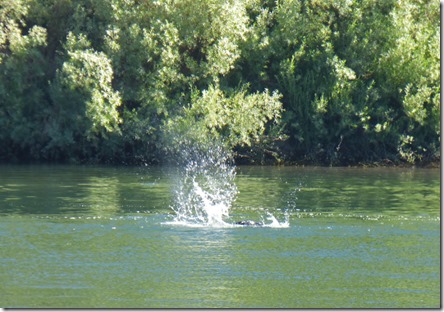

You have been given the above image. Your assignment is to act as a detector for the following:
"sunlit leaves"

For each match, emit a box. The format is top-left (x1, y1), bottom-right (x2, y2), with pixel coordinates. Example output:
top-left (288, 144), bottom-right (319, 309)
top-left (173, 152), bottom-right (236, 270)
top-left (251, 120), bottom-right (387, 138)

top-left (52, 33), bottom-right (121, 139)
top-left (191, 85), bottom-right (283, 147)
top-left (380, 0), bottom-right (440, 162)
top-left (164, 84), bottom-right (283, 153)
top-left (0, 1), bottom-right (49, 159)
top-left (0, 0), bottom-right (439, 164)
top-left (263, 0), bottom-right (439, 164)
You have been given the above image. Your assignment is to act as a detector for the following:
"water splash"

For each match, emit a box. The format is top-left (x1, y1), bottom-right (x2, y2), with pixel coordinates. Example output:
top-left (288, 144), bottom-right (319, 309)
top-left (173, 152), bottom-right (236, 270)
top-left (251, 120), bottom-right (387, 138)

top-left (168, 144), bottom-right (236, 227)
top-left (166, 142), bottom-right (289, 228)
top-left (262, 211), bottom-right (290, 228)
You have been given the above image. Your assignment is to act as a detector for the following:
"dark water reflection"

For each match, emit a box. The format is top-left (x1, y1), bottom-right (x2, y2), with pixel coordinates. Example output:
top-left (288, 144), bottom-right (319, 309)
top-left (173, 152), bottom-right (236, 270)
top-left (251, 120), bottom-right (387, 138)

top-left (235, 166), bottom-right (439, 218)
top-left (0, 165), bottom-right (439, 218)
top-left (0, 165), bottom-right (171, 215)
top-left (0, 165), bottom-right (440, 308)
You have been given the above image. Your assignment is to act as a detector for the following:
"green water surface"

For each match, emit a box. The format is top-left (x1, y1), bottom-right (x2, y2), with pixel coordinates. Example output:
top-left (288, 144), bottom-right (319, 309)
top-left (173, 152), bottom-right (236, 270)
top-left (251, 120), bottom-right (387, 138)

top-left (0, 165), bottom-right (440, 308)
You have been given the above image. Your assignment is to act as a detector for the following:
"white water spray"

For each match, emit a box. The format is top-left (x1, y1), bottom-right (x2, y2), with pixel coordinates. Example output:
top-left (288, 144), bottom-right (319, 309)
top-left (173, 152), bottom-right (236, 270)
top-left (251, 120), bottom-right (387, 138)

top-left (166, 142), bottom-right (289, 228)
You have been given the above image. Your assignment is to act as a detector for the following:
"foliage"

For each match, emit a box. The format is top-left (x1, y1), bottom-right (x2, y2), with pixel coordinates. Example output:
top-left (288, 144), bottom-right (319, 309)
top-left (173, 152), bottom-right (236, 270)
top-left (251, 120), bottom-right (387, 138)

top-left (0, 0), bottom-right (48, 160)
top-left (0, 0), bottom-right (439, 165)
top-left (162, 83), bottom-right (283, 162)
top-left (49, 33), bottom-right (121, 145)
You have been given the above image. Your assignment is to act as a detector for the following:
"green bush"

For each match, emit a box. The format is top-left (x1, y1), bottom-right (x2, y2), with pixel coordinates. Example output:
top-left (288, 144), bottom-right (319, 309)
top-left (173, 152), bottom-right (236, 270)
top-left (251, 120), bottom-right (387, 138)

top-left (0, 0), bottom-right (439, 165)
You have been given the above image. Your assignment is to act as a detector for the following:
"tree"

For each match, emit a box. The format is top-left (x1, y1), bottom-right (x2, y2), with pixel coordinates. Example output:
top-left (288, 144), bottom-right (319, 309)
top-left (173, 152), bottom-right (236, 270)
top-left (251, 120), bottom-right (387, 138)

top-left (0, 0), bottom-right (439, 165)
top-left (48, 33), bottom-right (121, 160)
top-left (0, 0), bottom-right (49, 160)
top-left (380, 0), bottom-right (440, 163)
top-left (162, 83), bottom-right (283, 162)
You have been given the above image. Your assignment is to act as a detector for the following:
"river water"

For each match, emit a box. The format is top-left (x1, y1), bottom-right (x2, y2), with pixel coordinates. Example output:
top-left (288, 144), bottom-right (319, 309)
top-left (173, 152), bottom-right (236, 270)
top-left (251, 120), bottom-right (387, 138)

top-left (0, 165), bottom-right (440, 308)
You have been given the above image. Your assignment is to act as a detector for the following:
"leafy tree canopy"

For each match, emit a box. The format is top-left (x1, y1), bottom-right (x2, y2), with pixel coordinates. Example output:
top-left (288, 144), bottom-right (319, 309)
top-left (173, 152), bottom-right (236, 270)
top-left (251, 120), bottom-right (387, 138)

top-left (0, 0), bottom-right (439, 165)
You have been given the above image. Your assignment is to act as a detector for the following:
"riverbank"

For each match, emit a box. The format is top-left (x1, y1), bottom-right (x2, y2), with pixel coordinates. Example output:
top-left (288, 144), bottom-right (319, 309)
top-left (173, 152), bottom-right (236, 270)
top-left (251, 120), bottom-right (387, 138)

top-left (233, 150), bottom-right (441, 168)
top-left (1, 0), bottom-right (439, 172)
top-left (1, 155), bottom-right (440, 169)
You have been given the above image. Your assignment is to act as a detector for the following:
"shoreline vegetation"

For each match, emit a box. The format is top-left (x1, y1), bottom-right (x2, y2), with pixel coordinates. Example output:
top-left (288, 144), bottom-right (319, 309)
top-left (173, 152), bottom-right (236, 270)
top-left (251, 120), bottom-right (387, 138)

top-left (0, 0), bottom-right (440, 167)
